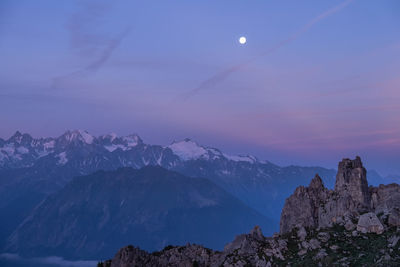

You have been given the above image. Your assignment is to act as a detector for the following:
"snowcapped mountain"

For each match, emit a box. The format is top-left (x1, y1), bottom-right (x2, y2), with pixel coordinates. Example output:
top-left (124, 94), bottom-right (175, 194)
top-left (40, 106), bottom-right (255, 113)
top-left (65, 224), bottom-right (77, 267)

top-left (168, 138), bottom-right (261, 163)
top-left (0, 130), bottom-right (336, 248)
top-left (0, 130), bottom-right (266, 170)
top-left (0, 130), bottom-right (336, 218)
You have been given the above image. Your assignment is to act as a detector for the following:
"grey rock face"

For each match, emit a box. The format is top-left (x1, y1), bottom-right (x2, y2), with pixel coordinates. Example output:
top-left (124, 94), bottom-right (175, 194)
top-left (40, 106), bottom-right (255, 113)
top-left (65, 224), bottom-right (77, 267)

top-left (297, 227), bottom-right (307, 241)
top-left (370, 183), bottom-right (400, 226)
top-left (357, 212), bottom-right (384, 234)
top-left (388, 209), bottom-right (400, 227)
top-left (250, 225), bottom-right (265, 241)
top-left (335, 156), bottom-right (370, 210)
top-left (280, 157), bottom-right (400, 234)
top-left (280, 175), bottom-right (328, 233)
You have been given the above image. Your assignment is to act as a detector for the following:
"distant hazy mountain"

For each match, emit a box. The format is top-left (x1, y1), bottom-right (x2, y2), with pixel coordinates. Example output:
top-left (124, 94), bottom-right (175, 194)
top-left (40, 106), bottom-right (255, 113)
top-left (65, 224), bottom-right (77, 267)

top-left (0, 130), bottom-right (337, 249)
top-left (6, 166), bottom-right (273, 260)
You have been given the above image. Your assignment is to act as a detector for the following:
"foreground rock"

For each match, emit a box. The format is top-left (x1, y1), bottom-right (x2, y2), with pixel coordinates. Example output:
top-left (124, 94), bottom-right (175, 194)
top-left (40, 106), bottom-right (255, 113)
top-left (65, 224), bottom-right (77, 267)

top-left (357, 212), bottom-right (384, 234)
top-left (102, 157), bottom-right (400, 266)
top-left (100, 224), bottom-right (400, 267)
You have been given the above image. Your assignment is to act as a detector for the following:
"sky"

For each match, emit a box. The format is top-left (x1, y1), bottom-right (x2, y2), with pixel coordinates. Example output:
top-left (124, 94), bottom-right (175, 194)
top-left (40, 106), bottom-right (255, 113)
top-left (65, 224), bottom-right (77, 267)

top-left (0, 0), bottom-right (399, 175)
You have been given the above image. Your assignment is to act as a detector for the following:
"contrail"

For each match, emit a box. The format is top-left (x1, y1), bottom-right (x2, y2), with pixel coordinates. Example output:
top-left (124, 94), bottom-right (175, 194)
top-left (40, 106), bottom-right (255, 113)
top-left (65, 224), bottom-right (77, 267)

top-left (52, 27), bottom-right (131, 89)
top-left (183, 0), bottom-right (355, 100)
top-left (51, 1), bottom-right (131, 90)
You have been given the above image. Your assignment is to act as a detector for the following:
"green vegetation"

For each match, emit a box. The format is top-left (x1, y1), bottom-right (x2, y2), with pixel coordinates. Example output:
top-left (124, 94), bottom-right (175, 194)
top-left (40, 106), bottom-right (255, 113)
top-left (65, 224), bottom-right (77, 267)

top-left (277, 226), bottom-right (400, 266)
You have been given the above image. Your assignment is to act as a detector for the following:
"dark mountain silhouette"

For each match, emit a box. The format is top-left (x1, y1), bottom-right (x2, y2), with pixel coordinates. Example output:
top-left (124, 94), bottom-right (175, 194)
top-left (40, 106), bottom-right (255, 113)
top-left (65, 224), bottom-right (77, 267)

top-left (6, 166), bottom-right (273, 260)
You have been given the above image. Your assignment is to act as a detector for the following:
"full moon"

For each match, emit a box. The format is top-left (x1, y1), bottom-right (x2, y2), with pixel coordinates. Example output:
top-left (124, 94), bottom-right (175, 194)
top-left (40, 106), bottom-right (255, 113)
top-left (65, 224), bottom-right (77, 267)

top-left (239, 36), bottom-right (247, 44)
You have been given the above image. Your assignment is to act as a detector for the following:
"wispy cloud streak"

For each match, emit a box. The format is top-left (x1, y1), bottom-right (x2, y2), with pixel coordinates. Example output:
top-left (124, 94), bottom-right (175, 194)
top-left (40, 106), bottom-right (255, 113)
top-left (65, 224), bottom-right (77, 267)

top-left (183, 0), bottom-right (355, 99)
top-left (52, 1), bottom-right (131, 89)
top-left (52, 27), bottom-right (131, 89)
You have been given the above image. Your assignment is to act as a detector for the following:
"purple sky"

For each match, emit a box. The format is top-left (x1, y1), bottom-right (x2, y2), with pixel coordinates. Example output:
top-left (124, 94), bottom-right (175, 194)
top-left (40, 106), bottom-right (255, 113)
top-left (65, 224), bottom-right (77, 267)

top-left (0, 0), bottom-right (399, 174)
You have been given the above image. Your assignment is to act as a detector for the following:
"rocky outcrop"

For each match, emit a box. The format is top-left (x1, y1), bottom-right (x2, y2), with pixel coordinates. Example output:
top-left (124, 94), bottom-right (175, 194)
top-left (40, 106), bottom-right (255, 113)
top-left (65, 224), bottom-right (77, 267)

top-left (108, 244), bottom-right (222, 267)
top-left (104, 226), bottom-right (289, 267)
top-left (280, 156), bottom-right (400, 234)
top-left (103, 224), bottom-right (400, 267)
top-left (370, 183), bottom-right (400, 227)
top-left (279, 174), bottom-right (329, 233)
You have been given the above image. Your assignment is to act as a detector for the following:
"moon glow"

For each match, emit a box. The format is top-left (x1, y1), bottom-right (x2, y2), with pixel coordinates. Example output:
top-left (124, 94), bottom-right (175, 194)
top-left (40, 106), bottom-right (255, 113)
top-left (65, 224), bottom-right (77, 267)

top-left (239, 36), bottom-right (247, 44)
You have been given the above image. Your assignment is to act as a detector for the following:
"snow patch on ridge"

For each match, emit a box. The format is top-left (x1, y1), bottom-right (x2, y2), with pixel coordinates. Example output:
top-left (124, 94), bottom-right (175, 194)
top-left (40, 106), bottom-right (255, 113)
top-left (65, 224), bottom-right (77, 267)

top-left (57, 152), bottom-right (68, 165)
top-left (64, 130), bottom-right (94, 144)
top-left (108, 133), bottom-right (117, 142)
top-left (102, 133), bottom-right (117, 142)
top-left (168, 139), bottom-right (208, 160)
top-left (78, 130), bottom-right (94, 144)
top-left (122, 135), bottom-right (141, 148)
top-left (224, 154), bottom-right (258, 163)
top-left (16, 146), bottom-right (29, 154)
top-left (104, 144), bottom-right (126, 152)
top-left (43, 140), bottom-right (55, 149)
top-left (1, 144), bottom-right (15, 155)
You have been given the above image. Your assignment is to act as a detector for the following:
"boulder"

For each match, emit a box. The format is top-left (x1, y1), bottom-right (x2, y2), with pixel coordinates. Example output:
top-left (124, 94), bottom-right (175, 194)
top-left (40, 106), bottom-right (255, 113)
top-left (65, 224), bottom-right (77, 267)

top-left (317, 232), bottom-right (330, 243)
top-left (309, 238), bottom-right (321, 250)
top-left (357, 212), bottom-right (384, 234)
top-left (297, 227), bottom-right (307, 241)
top-left (344, 220), bottom-right (356, 231)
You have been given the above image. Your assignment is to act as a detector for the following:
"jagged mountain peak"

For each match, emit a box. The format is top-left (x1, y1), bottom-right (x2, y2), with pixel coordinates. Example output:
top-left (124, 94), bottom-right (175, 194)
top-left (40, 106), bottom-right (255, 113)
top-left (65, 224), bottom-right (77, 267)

top-left (168, 138), bottom-right (224, 161)
top-left (167, 138), bottom-right (263, 163)
top-left (170, 138), bottom-right (198, 145)
top-left (309, 174), bottom-right (324, 189)
top-left (101, 132), bottom-right (118, 142)
top-left (99, 132), bottom-right (143, 145)
top-left (168, 139), bottom-right (209, 160)
top-left (0, 130), bottom-right (273, 170)
top-left (60, 129), bottom-right (94, 144)
top-left (122, 133), bottom-right (142, 145)
top-left (7, 131), bottom-right (32, 144)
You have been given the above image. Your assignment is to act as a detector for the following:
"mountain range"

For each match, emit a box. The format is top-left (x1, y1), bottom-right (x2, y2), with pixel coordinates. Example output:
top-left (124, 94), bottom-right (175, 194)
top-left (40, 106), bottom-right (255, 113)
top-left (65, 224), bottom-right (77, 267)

top-left (0, 130), bottom-right (392, 261)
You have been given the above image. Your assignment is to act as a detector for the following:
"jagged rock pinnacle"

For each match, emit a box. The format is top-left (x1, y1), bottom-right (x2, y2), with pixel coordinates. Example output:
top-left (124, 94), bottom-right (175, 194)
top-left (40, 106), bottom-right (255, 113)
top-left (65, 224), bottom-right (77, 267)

top-left (309, 174), bottom-right (324, 190)
top-left (335, 156), bottom-right (370, 210)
